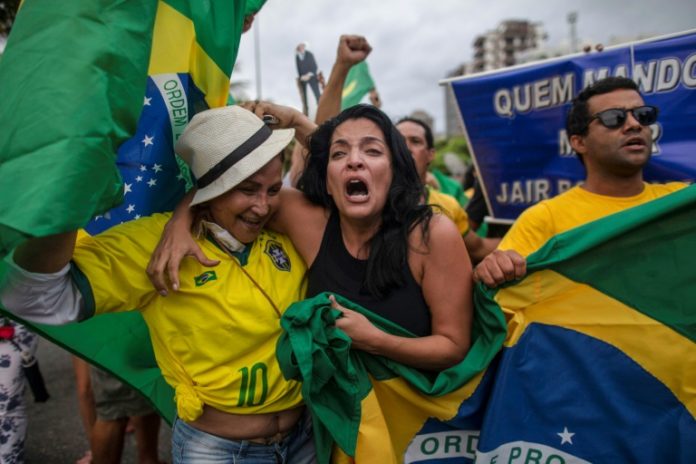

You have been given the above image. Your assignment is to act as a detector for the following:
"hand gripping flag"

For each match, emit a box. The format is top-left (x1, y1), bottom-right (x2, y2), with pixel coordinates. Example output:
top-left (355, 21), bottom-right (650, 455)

top-left (0, 0), bottom-right (265, 423)
top-left (475, 184), bottom-right (696, 463)
top-left (276, 292), bottom-right (507, 464)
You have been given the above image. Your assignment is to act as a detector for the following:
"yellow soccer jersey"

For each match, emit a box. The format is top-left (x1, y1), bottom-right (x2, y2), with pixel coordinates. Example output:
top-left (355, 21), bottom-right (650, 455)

top-left (499, 182), bottom-right (687, 257)
top-left (427, 187), bottom-right (470, 237)
top-left (71, 213), bottom-right (307, 421)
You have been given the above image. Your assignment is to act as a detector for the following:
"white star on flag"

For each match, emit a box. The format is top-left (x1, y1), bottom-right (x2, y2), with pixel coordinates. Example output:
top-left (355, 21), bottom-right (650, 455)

top-left (557, 427), bottom-right (575, 445)
top-left (142, 135), bottom-right (154, 147)
top-left (140, 165), bottom-right (147, 172)
top-left (124, 183), bottom-right (132, 194)
top-left (153, 163), bottom-right (162, 173)
top-left (136, 176), bottom-right (143, 182)
top-left (143, 96), bottom-right (152, 106)
top-left (135, 214), bottom-right (141, 220)
top-left (126, 204), bottom-right (135, 213)
top-left (147, 178), bottom-right (157, 187)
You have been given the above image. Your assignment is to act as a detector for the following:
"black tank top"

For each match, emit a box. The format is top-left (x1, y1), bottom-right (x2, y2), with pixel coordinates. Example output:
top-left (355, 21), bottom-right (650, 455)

top-left (307, 212), bottom-right (431, 337)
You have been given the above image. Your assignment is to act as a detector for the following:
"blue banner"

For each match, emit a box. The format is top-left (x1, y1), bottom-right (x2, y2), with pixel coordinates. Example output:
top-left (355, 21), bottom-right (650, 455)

top-left (449, 30), bottom-right (696, 221)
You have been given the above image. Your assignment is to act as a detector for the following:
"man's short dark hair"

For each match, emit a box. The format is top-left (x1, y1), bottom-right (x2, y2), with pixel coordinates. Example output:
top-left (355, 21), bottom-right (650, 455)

top-left (566, 76), bottom-right (640, 137)
top-left (396, 116), bottom-right (434, 149)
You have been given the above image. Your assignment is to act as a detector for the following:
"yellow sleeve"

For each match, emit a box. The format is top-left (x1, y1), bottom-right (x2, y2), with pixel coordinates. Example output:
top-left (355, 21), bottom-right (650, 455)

top-left (449, 201), bottom-right (471, 237)
top-left (428, 189), bottom-right (470, 237)
top-left (498, 202), bottom-right (555, 258)
top-left (72, 214), bottom-right (170, 316)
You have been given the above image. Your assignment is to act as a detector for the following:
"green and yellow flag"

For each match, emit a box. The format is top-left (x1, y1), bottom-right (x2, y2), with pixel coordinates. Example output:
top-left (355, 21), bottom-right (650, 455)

top-left (0, 0), bottom-right (265, 423)
top-left (277, 292), bottom-right (507, 463)
top-left (0, 0), bottom-right (265, 255)
top-left (474, 184), bottom-right (696, 463)
top-left (278, 185), bottom-right (696, 463)
top-left (341, 61), bottom-right (376, 110)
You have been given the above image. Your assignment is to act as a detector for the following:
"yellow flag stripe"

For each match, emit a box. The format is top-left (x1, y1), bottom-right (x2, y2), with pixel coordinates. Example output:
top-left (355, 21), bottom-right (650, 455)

top-left (148, 1), bottom-right (229, 108)
top-left (342, 80), bottom-right (357, 99)
top-left (495, 269), bottom-right (696, 418)
top-left (333, 372), bottom-right (484, 462)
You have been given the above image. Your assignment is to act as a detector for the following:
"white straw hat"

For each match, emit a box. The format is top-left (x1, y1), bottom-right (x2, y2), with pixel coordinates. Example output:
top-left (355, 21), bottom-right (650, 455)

top-left (175, 106), bottom-right (294, 206)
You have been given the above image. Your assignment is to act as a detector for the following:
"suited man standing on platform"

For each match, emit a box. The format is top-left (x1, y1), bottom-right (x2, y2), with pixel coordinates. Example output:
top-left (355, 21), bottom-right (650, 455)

top-left (295, 42), bottom-right (322, 114)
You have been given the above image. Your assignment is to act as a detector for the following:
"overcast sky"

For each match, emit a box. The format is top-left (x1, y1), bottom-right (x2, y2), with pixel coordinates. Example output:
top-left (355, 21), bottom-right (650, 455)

top-left (233, 0), bottom-right (696, 134)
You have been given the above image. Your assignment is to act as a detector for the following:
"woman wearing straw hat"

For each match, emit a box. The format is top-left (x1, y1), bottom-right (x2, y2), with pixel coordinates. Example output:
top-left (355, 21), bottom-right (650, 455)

top-left (149, 101), bottom-right (473, 372)
top-left (0, 106), bottom-right (316, 463)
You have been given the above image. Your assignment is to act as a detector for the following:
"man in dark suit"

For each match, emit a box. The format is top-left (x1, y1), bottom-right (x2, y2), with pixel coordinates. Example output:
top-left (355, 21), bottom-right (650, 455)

top-left (295, 42), bottom-right (321, 114)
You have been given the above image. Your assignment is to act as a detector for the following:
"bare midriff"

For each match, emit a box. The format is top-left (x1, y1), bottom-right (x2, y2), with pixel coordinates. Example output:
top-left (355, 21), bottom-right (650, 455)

top-left (187, 404), bottom-right (305, 442)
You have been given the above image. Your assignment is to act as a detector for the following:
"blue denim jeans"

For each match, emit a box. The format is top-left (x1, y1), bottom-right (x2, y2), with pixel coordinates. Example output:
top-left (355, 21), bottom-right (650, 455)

top-left (171, 410), bottom-right (316, 464)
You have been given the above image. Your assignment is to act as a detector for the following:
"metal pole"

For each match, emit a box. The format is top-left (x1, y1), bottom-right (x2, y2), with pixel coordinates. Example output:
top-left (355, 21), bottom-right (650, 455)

top-left (567, 12), bottom-right (578, 53)
top-left (254, 16), bottom-right (262, 99)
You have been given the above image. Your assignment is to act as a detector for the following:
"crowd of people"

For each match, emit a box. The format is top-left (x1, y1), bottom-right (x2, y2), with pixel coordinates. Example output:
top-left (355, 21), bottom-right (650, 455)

top-left (0, 29), bottom-right (688, 464)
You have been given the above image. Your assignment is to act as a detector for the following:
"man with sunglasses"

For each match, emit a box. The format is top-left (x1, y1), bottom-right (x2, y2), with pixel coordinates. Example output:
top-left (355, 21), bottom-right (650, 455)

top-left (474, 76), bottom-right (687, 286)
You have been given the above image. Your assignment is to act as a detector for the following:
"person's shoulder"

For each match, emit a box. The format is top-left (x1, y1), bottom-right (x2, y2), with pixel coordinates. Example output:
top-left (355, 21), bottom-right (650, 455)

top-left (414, 213), bottom-right (461, 248)
top-left (258, 228), bottom-right (294, 246)
top-left (646, 181), bottom-right (690, 197)
top-left (281, 188), bottom-right (329, 223)
top-left (513, 190), bottom-right (566, 221)
top-left (497, 193), bottom-right (561, 255)
top-left (428, 188), bottom-right (467, 218)
top-left (428, 188), bottom-right (460, 208)
top-left (82, 213), bottom-right (172, 249)
top-left (407, 214), bottom-right (465, 265)
top-left (256, 229), bottom-right (307, 272)
top-left (99, 212), bottom-right (172, 234)
top-left (522, 186), bottom-right (586, 218)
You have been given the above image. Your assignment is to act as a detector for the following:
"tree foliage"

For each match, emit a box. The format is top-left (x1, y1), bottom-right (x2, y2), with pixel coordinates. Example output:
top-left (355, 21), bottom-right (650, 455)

top-left (433, 136), bottom-right (471, 173)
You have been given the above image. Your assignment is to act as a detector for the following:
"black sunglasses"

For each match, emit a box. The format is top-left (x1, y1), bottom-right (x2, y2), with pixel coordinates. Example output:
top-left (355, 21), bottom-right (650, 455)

top-left (588, 105), bottom-right (658, 130)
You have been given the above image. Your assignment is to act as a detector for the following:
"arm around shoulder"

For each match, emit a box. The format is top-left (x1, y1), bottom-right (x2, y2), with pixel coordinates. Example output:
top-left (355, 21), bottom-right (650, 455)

top-left (269, 188), bottom-right (327, 266)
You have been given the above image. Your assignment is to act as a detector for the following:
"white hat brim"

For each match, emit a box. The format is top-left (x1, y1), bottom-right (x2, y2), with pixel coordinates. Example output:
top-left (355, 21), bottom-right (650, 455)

top-left (190, 128), bottom-right (294, 206)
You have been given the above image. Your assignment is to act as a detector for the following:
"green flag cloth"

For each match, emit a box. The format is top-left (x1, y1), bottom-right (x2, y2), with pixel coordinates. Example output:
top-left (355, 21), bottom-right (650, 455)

top-left (277, 292), bottom-right (507, 464)
top-left (341, 61), bottom-right (376, 110)
top-left (432, 168), bottom-right (468, 206)
top-left (0, 0), bottom-right (266, 257)
top-left (0, 0), bottom-right (265, 424)
top-left (0, 307), bottom-right (178, 421)
top-left (0, 0), bottom-right (158, 255)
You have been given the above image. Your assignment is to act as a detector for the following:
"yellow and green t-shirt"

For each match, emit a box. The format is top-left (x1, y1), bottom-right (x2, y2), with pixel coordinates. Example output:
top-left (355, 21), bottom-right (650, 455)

top-left (427, 187), bottom-right (470, 237)
top-left (71, 213), bottom-right (307, 421)
top-left (499, 182), bottom-right (687, 257)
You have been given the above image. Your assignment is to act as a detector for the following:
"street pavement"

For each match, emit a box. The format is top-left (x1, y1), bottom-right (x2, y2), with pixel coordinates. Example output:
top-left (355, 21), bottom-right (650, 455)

top-left (25, 336), bottom-right (172, 463)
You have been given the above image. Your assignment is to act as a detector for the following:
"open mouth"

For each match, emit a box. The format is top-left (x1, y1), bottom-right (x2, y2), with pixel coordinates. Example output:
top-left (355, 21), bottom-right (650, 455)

top-left (623, 137), bottom-right (647, 149)
top-left (240, 215), bottom-right (264, 229)
top-left (345, 179), bottom-right (369, 200)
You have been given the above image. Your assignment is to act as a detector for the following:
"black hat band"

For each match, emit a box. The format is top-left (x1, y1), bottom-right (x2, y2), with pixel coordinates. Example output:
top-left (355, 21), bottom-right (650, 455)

top-left (196, 124), bottom-right (273, 189)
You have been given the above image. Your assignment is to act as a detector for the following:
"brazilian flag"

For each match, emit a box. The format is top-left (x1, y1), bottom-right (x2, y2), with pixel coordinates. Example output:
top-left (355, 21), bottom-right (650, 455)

top-left (0, 0), bottom-right (265, 423)
top-left (277, 292), bottom-right (507, 464)
top-left (475, 184), bottom-right (696, 463)
top-left (278, 185), bottom-right (696, 463)
top-left (341, 61), bottom-right (376, 110)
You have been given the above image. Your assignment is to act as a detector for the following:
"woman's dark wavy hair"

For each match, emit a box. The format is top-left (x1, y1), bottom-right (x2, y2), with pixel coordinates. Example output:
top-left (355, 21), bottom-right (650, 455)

top-left (297, 104), bottom-right (433, 297)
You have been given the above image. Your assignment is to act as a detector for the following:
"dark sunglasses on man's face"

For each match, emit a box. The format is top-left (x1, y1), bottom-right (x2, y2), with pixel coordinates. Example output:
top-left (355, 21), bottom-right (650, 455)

top-left (588, 105), bottom-right (659, 130)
